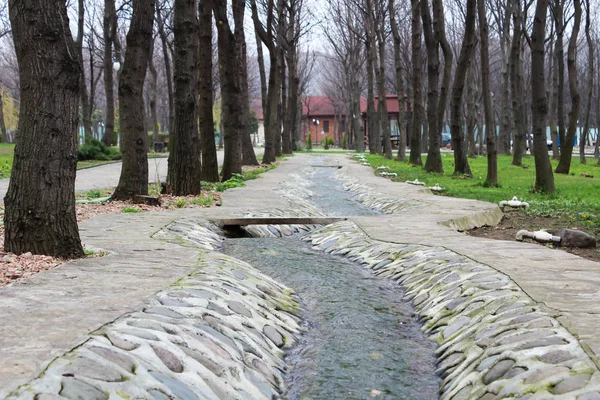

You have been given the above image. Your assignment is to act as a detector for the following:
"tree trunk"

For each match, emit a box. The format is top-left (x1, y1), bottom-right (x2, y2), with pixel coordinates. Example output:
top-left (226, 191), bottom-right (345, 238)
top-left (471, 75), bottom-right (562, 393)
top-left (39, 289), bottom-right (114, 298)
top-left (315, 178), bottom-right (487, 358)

top-left (422, 0), bottom-right (442, 173)
top-left (0, 90), bottom-right (7, 142)
top-left (555, 0), bottom-right (566, 161)
top-left (167, 0), bottom-right (201, 195)
top-left (149, 54), bottom-right (160, 144)
top-left (389, 0), bottom-right (406, 161)
top-left (280, 46), bottom-right (292, 155)
top-left (156, 7), bottom-right (174, 134)
top-left (102, 0), bottom-right (117, 146)
top-left (467, 64), bottom-right (477, 157)
top-left (215, 0), bottom-right (244, 180)
top-left (409, 0), bottom-right (423, 166)
top-left (365, 4), bottom-right (379, 154)
top-left (198, 0), bottom-right (219, 182)
top-left (478, 0), bottom-right (497, 186)
top-left (76, 0), bottom-right (93, 144)
top-left (579, 0), bottom-right (592, 164)
top-left (510, 0), bottom-right (526, 166)
top-left (450, 0), bottom-right (476, 175)
top-left (555, 0), bottom-right (581, 174)
top-left (111, 0), bottom-right (155, 200)
top-left (255, 29), bottom-right (268, 134)
top-left (434, 0), bottom-right (452, 144)
top-left (531, 0), bottom-right (555, 192)
top-left (5, 0), bottom-right (84, 257)
top-left (548, 33), bottom-right (560, 160)
top-left (236, 4), bottom-right (258, 165)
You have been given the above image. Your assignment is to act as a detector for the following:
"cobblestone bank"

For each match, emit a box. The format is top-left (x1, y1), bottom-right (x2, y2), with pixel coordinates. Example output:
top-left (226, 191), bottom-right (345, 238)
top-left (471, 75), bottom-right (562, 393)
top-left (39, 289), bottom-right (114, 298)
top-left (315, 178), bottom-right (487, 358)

top-left (6, 221), bottom-right (300, 400)
top-left (306, 221), bottom-right (600, 399)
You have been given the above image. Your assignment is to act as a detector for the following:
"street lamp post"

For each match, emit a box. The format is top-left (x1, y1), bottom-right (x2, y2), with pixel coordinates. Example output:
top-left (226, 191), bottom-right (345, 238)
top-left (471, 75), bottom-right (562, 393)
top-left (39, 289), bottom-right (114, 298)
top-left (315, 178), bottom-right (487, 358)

top-left (312, 118), bottom-right (319, 144)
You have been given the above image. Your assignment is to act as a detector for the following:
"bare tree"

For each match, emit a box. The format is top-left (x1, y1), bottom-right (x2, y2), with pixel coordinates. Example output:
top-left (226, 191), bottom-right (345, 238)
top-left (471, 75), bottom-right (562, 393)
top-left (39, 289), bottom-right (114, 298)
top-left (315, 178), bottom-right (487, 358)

top-left (478, 0), bottom-right (498, 186)
top-left (531, 0), bottom-right (555, 192)
top-left (111, 0), bottom-right (156, 200)
top-left (556, 0), bottom-right (582, 173)
top-left (5, 0), bottom-right (84, 257)
top-left (409, 0), bottom-right (423, 166)
top-left (199, 0), bottom-right (219, 182)
top-left (166, 0), bottom-right (201, 195)
top-left (450, 0), bottom-right (476, 175)
top-left (579, 0), bottom-right (592, 164)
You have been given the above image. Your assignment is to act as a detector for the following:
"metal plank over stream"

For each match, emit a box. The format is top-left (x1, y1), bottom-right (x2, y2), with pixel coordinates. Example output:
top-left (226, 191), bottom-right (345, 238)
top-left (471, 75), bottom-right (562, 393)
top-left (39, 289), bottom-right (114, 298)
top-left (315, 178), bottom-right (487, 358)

top-left (217, 217), bottom-right (348, 227)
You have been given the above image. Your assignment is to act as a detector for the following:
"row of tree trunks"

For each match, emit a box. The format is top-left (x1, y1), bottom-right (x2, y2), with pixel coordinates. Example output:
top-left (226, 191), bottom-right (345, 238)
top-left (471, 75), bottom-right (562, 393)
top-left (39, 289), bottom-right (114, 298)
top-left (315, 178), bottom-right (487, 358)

top-left (167, 0), bottom-right (201, 195)
top-left (111, 0), bottom-right (155, 200)
top-left (5, 0), bottom-right (84, 257)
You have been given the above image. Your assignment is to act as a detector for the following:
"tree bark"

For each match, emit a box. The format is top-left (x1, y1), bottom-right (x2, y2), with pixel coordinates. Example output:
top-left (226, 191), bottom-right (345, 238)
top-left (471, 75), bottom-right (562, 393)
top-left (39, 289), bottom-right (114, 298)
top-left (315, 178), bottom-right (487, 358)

top-left (102, 0), bottom-right (117, 146)
top-left (510, 0), bottom-right (526, 166)
top-left (531, 0), bottom-right (555, 192)
top-left (374, 1), bottom-right (392, 159)
top-left (149, 51), bottom-right (160, 144)
top-left (76, 0), bottom-right (93, 144)
top-left (579, 0), bottom-right (592, 164)
top-left (548, 32), bottom-right (560, 160)
top-left (5, 0), bottom-right (84, 257)
top-left (422, 0), bottom-right (442, 173)
top-left (167, 0), bottom-right (201, 195)
top-left (478, 0), bottom-right (497, 186)
top-left (555, 0), bottom-right (566, 161)
top-left (467, 63), bottom-right (477, 157)
top-left (215, 0), bottom-right (244, 180)
top-left (0, 90), bottom-right (7, 142)
top-left (555, 0), bottom-right (581, 174)
top-left (111, 0), bottom-right (155, 200)
top-left (389, 0), bottom-right (406, 161)
top-left (409, 0), bottom-right (423, 166)
top-left (156, 6), bottom-right (174, 134)
top-left (365, 0), bottom-right (379, 154)
top-left (450, 0), bottom-right (476, 175)
top-left (198, 0), bottom-right (219, 182)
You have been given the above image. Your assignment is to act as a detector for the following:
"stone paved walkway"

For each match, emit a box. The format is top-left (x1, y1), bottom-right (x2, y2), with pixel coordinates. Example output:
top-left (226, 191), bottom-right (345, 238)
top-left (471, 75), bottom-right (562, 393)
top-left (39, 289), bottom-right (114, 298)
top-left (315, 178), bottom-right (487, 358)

top-left (0, 153), bottom-right (598, 398)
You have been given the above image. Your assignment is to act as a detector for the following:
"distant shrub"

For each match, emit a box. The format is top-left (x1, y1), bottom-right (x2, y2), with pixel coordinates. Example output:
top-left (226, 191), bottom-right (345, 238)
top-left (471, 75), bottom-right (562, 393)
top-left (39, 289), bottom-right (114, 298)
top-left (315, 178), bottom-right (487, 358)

top-left (323, 137), bottom-right (335, 150)
top-left (78, 139), bottom-right (121, 161)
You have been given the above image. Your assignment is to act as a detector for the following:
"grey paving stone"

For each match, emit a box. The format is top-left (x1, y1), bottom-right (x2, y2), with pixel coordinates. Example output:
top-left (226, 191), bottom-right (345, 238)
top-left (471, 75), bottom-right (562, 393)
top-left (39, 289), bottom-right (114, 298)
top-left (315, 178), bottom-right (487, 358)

top-left (263, 325), bottom-right (284, 347)
top-left (144, 306), bottom-right (185, 319)
top-left (149, 371), bottom-right (200, 400)
top-left (578, 392), bottom-right (600, 400)
top-left (206, 302), bottom-right (233, 316)
top-left (60, 356), bottom-right (123, 382)
top-left (552, 374), bottom-right (591, 395)
top-left (484, 359), bottom-right (515, 384)
top-left (151, 344), bottom-right (184, 373)
top-left (539, 350), bottom-right (576, 364)
top-left (524, 366), bottom-right (570, 384)
top-left (520, 336), bottom-right (569, 350)
top-left (88, 346), bottom-right (135, 373)
top-left (227, 301), bottom-right (253, 318)
top-left (443, 316), bottom-right (471, 339)
top-left (59, 378), bottom-right (107, 400)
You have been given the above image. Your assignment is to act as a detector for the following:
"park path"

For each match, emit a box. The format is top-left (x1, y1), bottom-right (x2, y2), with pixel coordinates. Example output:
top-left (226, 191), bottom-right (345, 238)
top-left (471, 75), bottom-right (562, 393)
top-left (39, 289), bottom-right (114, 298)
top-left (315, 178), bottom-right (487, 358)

top-left (1, 153), bottom-right (599, 398)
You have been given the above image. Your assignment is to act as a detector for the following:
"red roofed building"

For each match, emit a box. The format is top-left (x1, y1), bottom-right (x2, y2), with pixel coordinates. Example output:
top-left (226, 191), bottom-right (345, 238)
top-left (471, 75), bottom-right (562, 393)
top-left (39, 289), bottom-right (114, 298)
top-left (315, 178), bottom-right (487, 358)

top-left (301, 96), bottom-right (346, 145)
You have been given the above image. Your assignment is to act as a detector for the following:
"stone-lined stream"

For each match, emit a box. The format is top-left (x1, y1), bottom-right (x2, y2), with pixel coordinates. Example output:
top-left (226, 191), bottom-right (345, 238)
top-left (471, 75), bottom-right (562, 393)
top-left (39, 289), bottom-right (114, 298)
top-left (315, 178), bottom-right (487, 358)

top-left (223, 162), bottom-right (440, 399)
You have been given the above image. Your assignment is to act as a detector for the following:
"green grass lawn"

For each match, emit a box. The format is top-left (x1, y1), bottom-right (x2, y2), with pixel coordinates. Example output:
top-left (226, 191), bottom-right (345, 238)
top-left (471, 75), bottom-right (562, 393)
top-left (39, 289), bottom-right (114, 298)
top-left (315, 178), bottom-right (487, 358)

top-left (363, 153), bottom-right (600, 228)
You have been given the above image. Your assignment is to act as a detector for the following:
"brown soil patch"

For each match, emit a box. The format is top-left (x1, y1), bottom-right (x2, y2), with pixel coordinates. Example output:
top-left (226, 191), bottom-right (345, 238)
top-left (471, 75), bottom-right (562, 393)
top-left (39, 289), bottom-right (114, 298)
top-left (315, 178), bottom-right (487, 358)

top-left (468, 210), bottom-right (600, 262)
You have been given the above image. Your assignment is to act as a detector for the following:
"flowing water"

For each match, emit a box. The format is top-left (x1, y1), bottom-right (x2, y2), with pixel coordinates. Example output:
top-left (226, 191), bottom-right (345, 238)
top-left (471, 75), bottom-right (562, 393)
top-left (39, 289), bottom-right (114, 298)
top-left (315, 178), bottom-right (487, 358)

top-left (222, 159), bottom-right (440, 399)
